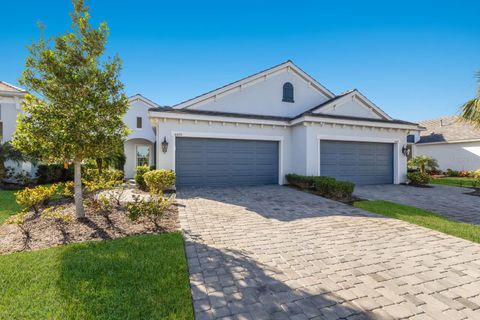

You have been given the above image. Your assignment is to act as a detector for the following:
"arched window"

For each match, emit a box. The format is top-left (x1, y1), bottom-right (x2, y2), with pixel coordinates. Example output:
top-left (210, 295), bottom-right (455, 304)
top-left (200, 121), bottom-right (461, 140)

top-left (282, 82), bottom-right (294, 102)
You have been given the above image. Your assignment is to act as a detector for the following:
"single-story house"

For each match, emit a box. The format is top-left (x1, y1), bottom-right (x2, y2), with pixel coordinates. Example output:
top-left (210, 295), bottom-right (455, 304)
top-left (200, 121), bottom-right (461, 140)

top-left (415, 116), bottom-right (480, 171)
top-left (142, 60), bottom-right (423, 187)
top-left (2, 61), bottom-right (424, 186)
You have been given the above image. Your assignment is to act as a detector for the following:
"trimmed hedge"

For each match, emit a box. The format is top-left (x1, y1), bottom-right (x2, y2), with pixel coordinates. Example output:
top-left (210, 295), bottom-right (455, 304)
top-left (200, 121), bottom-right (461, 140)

top-left (285, 174), bottom-right (315, 189)
top-left (407, 171), bottom-right (430, 186)
top-left (286, 173), bottom-right (355, 201)
top-left (143, 170), bottom-right (176, 194)
top-left (134, 166), bottom-right (151, 191)
top-left (36, 164), bottom-right (74, 184)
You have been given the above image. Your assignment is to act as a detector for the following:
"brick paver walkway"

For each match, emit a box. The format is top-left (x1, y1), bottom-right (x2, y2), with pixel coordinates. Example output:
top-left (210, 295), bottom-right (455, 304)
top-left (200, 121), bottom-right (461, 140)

top-left (354, 184), bottom-right (480, 225)
top-left (178, 186), bottom-right (480, 320)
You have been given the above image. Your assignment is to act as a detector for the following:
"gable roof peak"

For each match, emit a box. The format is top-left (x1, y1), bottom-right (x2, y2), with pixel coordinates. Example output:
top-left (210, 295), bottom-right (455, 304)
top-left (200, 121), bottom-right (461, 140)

top-left (0, 81), bottom-right (27, 93)
top-left (172, 60), bottom-right (335, 110)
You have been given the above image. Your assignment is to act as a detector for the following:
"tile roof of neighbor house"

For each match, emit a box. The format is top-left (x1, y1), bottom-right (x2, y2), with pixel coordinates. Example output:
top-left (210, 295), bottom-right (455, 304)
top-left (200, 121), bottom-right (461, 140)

top-left (417, 115), bottom-right (480, 143)
top-left (0, 81), bottom-right (26, 93)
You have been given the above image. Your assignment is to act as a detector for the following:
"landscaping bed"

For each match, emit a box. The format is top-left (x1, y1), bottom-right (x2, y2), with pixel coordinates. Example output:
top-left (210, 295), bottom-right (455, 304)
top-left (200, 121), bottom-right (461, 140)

top-left (0, 187), bottom-right (179, 255)
top-left (0, 232), bottom-right (193, 319)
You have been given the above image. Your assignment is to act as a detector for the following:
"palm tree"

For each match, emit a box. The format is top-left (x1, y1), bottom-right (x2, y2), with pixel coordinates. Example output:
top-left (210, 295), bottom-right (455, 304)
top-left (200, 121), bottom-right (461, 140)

top-left (408, 155), bottom-right (439, 174)
top-left (460, 72), bottom-right (480, 126)
top-left (0, 142), bottom-right (28, 183)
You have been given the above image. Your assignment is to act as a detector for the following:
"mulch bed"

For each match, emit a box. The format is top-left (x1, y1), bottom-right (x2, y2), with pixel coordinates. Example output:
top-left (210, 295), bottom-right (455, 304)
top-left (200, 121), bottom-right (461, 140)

top-left (0, 194), bottom-right (179, 255)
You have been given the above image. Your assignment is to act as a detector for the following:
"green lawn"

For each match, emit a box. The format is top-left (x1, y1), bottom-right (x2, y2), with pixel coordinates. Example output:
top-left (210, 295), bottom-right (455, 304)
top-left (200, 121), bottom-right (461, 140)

top-left (431, 177), bottom-right (478, 188)
top-left (354, 200), bottom-right (480, 244)
top-left (0, 233), bottom-right (193, 320)
top-left (0, 189), bottom-right (20, 224)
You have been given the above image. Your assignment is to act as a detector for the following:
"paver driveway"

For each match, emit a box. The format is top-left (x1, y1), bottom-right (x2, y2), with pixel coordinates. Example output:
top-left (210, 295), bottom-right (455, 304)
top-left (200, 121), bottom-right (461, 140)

top-left (178, 186), bottom-right (480, 320)
top-left (354, 184), bottom-right (480, 225)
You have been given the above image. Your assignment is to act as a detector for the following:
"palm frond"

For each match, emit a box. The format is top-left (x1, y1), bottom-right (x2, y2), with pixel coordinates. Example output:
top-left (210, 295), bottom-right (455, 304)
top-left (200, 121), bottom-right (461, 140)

top-left (460, 98), bottom-right (480, 128)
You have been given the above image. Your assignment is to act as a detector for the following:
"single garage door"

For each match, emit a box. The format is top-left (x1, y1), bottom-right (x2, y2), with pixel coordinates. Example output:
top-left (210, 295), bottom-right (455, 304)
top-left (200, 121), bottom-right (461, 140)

top-left (176, 137), bottom-right (279, 187)
top-left (320, 140), bottom-right (394, 185)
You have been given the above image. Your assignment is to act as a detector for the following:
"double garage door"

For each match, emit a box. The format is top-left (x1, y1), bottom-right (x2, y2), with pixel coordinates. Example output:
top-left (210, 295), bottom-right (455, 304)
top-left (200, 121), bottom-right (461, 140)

top-left (175, 137), bottom-right (393, 187)
top-left (176, 137), bottom-right (279, 187)
top-left (320, 140), bottom-right (394, 185)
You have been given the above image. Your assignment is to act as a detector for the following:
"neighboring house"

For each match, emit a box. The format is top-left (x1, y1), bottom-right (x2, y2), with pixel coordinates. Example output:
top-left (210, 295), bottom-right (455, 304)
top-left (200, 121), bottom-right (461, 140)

top-left (415, 116), bottom-right (480, 171)
top-left (146, 60), bottom-right (423, 187)
top-left (0, 81), bottom-right (35, 177)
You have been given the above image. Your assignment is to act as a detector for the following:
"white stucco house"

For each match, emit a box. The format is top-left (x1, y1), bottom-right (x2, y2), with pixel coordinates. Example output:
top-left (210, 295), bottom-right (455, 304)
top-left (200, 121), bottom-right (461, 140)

top-left (2, 61), bottom-right (424, 185)
top-left (143, 61), bottom-right (423, 187)
top-left (0, 81), bottom-right (36, 177)
top-left (414, 116), bottom-right (480, 171)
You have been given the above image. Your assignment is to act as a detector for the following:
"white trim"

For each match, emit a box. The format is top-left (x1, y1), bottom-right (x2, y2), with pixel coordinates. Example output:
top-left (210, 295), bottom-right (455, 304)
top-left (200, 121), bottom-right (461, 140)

top-left (293, 116), bottom-right (419, 130)
top-left (316, 134), bottom-right (400, 143)
top-left (149, 111), bottom-right (288, 126)
top-left (172, 61), bottom-right (335, 110)
top-left (171, 131), bottom-right (284, 185)
top-left (0, 90), bottom-right (25, 98)
top-left (309, 90), bottom-right (392, 120)
top-left (416, 139), bottom-right (480, 146)
top-left (150, 110), bottom-right (422, 131)
top-left (129, 94), bottom-right (163, 109)
top-left (316, 135), bottom-right (400, 184)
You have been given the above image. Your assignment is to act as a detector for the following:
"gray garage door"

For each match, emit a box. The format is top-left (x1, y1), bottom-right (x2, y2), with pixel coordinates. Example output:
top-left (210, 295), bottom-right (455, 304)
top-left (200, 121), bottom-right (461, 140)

top-left (320, 140), bottom-right (393, 185)
top-left (175, 137), bottom-right (279, 187)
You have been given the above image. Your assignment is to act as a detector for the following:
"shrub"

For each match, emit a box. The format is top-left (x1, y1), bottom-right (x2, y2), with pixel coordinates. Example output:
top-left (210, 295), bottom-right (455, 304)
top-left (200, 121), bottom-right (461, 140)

top-left (126, 194), bottom-right (175, 228)
top-left (86, 194), bottom-right (114, 217)
top-left (313, 176), bottom-right (354, 201)
top-left (458, 170), bottom-right (472, 178)
top-left (446, 169), bottom-right (460, 177)
top-left (83, 168), bottom-right (123, 183)
top-left (285, 174), bottom-right (315, 189)
top-left (42, 206), bottom-right (73, 226)
top-left (6, 211), bottom-right (31, 240)
top-left (36, 164), bottom-right (74, 184)
top-left (15, 184), bottom-right (58, 214)
top-left (143, 170), bottom-right (176, 194)
top-left (407, 171), bottom-right (431, 186)
top-left (473, 170), bottom-right (480, 179)
top-left (135, 166), bottom-right (150, 190)
top-left (58, 181), bottom-right (74, 198)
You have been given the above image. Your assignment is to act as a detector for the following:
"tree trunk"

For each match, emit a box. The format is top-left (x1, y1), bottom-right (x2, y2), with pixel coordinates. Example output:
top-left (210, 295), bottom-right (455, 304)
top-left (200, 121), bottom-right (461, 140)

top-left (0, 153), bottom-right (5, 184)
top-left (96, 158), bottom-right (103, 175)
top-left (74, 158), bottom-right (85, 218)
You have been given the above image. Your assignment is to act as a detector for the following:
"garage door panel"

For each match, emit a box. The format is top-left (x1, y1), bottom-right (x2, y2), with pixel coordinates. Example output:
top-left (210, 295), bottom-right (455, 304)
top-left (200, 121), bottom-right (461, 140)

top-left (320, 140), bottom-right (393, 185)
top-left (176, 137), bottom-right (279, 187)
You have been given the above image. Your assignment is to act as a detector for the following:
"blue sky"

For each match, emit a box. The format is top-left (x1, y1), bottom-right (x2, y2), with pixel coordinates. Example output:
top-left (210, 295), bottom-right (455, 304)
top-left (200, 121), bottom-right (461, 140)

top-left (1, 0), bottom-right (479, 121)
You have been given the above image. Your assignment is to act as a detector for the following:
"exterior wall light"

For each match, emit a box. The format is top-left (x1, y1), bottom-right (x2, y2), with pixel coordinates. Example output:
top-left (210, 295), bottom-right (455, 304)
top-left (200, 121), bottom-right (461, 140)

top-left (402, 145), bottom-right (411, 157)
top-left (161, 136), bottom-right (169, 153)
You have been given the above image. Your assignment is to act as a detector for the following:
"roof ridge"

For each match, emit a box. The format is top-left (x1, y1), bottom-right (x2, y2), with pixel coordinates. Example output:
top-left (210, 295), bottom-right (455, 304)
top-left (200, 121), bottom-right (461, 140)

top-left (0, 81), bottom-right (26, 92)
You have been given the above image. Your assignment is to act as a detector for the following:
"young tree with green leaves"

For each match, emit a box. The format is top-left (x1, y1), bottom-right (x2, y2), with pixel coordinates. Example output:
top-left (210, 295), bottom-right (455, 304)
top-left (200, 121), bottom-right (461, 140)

top-left (460, 72), bottom-right (480, 126)
top-left (13, 0), bottom-right (129, 218)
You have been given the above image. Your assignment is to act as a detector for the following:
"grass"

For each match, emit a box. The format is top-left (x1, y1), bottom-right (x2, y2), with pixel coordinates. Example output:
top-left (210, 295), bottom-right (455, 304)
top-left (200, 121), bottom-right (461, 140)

top-left (0, 189), bottom-right (21, 224)
top-left (431, 176), bottom-right (478, 188)
top-left (354, 200), bottom-right (480, 244)
top-left (0, 233), bottom-right (193, 320)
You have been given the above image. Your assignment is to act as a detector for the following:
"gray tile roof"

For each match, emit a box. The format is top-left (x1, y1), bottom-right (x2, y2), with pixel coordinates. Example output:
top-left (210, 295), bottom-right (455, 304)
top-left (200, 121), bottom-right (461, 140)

top-left (150, 106), bottom-right (421, 126)
top-left (417, 116), bottom-right (480, 143)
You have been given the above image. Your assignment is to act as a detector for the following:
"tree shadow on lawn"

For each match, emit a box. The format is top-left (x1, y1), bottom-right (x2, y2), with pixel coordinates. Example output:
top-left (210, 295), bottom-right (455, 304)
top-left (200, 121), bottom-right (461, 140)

top-left (57, 233), bottom-right (193, 320)
top-left (185, 235), bottom-right (378, 319)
